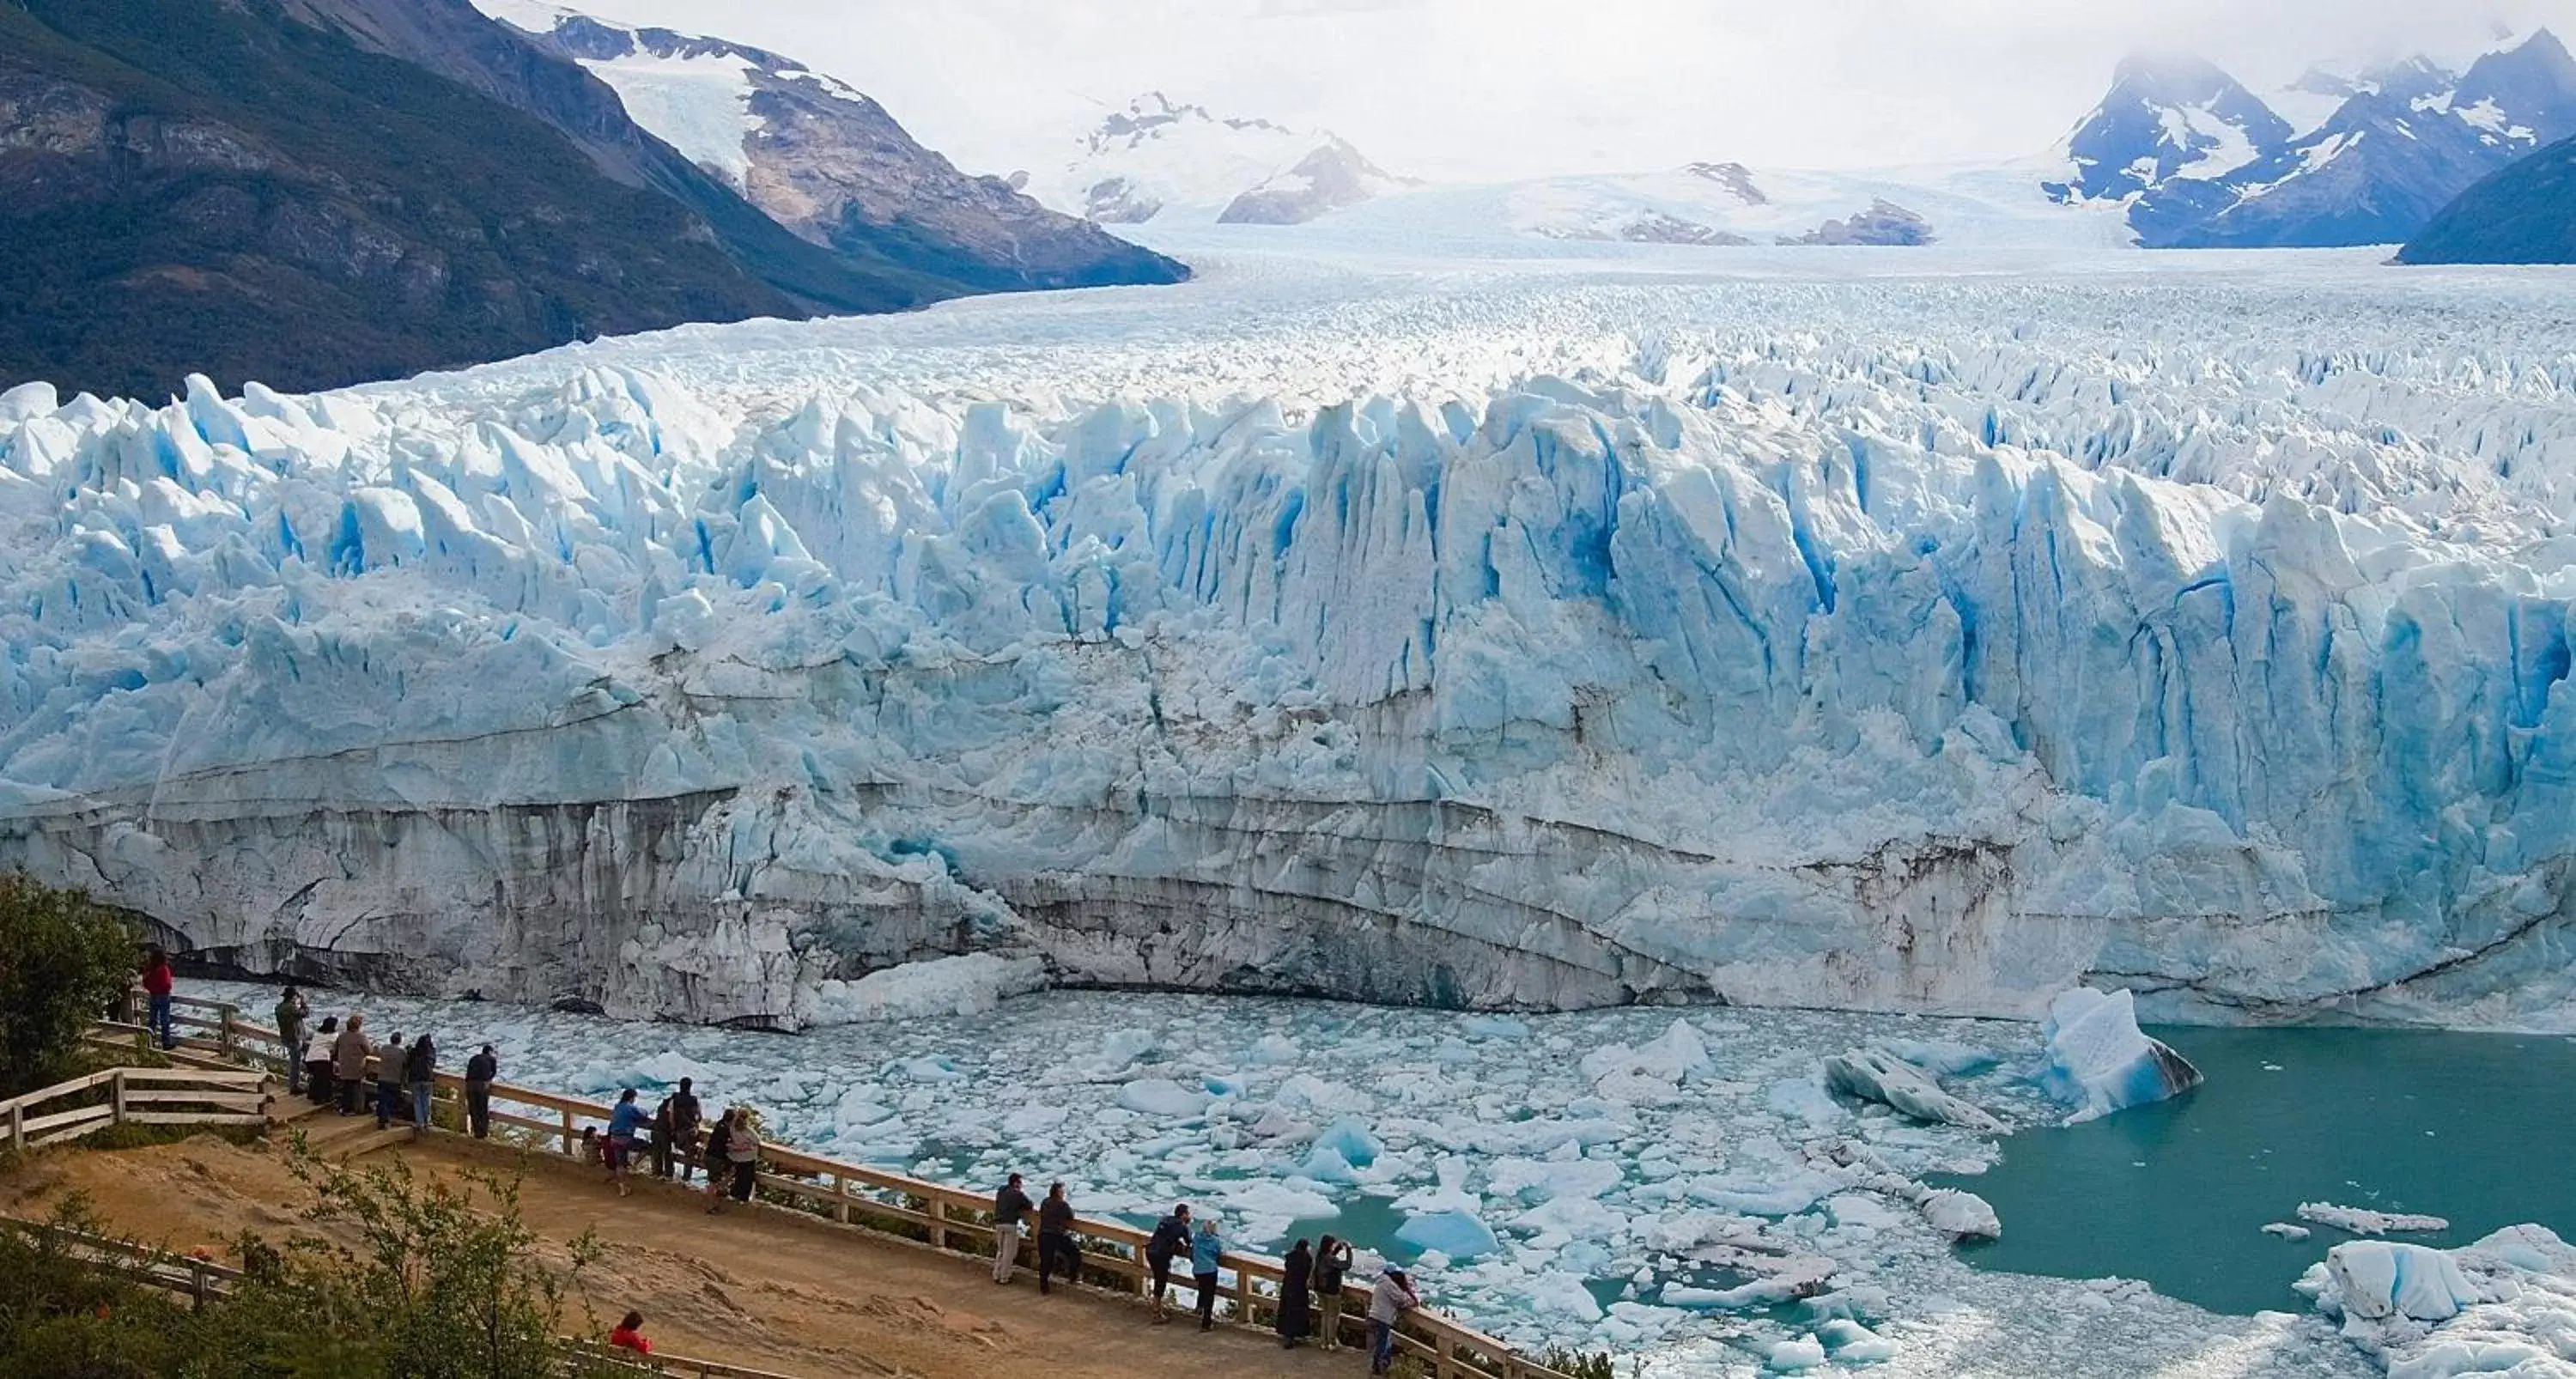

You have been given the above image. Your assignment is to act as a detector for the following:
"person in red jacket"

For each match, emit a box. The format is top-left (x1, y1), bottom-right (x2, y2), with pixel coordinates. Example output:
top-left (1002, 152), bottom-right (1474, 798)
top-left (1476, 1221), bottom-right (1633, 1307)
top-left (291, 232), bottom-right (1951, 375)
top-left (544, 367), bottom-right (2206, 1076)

top-left (139, 945), bottom-right (175, 1050)
top-left (608, 1311), bottom-right (651, 1355)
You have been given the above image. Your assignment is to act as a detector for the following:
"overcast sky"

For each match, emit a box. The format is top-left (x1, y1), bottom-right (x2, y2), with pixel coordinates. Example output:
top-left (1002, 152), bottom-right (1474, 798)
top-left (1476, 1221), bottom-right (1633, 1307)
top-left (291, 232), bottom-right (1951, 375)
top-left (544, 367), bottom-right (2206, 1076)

top-left (569, 0), bottom-right (2576, 181)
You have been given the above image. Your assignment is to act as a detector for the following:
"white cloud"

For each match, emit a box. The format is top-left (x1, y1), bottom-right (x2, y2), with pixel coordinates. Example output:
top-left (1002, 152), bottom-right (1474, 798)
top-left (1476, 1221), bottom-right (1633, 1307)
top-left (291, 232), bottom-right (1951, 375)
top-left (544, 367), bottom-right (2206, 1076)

top-left (544, 0), bottom-right (2576, 179)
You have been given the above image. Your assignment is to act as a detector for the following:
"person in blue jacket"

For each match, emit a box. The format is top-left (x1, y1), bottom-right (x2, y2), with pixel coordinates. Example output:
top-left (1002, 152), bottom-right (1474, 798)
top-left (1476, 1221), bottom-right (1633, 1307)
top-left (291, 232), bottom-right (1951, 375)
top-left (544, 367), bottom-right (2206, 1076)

top-left (607, 1088), bottom-right (650, 1197)
top-left (1190, 1216), bottom-right (1225, 1332)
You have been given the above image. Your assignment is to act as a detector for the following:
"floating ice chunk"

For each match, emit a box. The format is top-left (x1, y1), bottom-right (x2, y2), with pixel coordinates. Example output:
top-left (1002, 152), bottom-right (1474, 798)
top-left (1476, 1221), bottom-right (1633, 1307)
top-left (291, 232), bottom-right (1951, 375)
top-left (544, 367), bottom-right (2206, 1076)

top-left (1397, 1209), bottom-right (1499, 1261)
top-left (2327, 1241), bottom-right (2480, 1321)
top-left (1226, 1180), bottom-right (1336, 1224)
top-left (1883, 1039), bottom-right (2000, 1078)
top-left (832, 1085), bottom-right (897, 1132)
top-left (1492, 1156), bottom-right (1625, 1202)
top-left (1313, 1118), bottom-right (1382, 1168)
top-left (808, 953), bottom-right (1047, 1024)
top-left (1118, 1078), bottom-right (1213, 1118)
top-left (1528, 1271), bottom-right (1604, 1321)
top-left (1690, 1169), bottom-right (1838, 1218)
top-left (1818, 1318), bottom-right (1897, 1364)
top-left (1461, 1016), bottom-right (1529, 1041)
top-left (1823, 1048), bottom-right (2005, 1133)
top-left (2263, 1223), bottom-right (2314, 1241)
top-left (1765, 1077), bottom-right (1849, 1127)
top-left (894, 1054), bottom-right (966, 1083)
top-left (1245, 1033), bottom-right (1300, 1065)
top-left (1920, 1188), bottom-right (2001, 1240)
top-left (1298, 1142), bottom-right (1361, 1183)
top-left (1767, 1335), bottom-right (1829, 1371)
top-left (2300, 1202), bottom-right (2450, 1236)
top-left (1096, 1028), bottom-right (1158, 1071)
top-left (2038, 987), bottom-right (2202, 1123)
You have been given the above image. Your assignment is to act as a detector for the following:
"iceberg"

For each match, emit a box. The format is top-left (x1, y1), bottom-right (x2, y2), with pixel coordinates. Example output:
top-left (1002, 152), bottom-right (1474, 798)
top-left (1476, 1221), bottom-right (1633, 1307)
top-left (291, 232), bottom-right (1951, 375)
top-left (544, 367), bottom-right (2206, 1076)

top-left (1822, 1047), bottom-right (2005, 1132)
top-left (2300, 1224), bottom-right (2576, 1378)
top-left (2038, 988), bottom-right (2203, 1122)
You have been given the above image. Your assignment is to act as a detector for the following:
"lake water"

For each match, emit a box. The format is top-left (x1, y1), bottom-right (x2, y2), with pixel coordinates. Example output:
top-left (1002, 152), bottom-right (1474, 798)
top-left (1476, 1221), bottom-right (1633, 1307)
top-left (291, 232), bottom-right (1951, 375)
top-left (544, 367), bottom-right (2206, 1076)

top-left (1931, 1025), bottom-right (2576, 1315)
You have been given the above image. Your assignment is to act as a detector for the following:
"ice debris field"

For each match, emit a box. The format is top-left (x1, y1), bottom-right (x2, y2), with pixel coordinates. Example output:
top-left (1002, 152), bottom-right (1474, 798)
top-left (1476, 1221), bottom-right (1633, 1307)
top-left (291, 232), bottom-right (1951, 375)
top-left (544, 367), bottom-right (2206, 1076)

top-left (195, 974), bottom-right (2576, 1379)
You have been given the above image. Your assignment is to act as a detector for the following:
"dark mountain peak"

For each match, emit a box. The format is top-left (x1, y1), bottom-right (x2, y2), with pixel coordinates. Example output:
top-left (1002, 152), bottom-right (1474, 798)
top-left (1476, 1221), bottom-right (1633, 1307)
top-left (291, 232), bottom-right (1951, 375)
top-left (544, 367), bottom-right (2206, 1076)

top-left (2287, 64), bottom-right (2365, 100)
top-left (2049, 52), bottom-right (2289, 204)
top-left (2357, 55), bottom-right (2453, 101)
top-left (2108, 51), bottom-right (2245, 104)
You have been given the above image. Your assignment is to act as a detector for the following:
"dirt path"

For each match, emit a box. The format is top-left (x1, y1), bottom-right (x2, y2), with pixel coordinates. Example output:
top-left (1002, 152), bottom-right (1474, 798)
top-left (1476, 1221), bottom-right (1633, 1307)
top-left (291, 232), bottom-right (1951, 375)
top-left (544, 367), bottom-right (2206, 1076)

top-left (0, 1111), bottom-right (1353, 1379)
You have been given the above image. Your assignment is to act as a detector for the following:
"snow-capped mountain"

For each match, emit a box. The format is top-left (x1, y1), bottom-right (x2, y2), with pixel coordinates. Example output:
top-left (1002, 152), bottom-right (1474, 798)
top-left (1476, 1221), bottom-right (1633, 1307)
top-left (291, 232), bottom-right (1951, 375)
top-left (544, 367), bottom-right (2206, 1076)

top-left (1036, 93), bottom-right (1403, 226)
top-left (2042, 53), bottom-right (2293, 204)
top-left (475, 2), bottom-right (1185, 291)
top-left (2055, 30), bottom-right (2576, 248)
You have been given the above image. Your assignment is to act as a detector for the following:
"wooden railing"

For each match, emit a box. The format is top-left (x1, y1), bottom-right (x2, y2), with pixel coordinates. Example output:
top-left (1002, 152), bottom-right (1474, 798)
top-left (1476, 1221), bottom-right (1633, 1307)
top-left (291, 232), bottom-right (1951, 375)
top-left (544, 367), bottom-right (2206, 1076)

top-left (0, 1215), bottom-right (808, 1378)
top-left (1, 1062), bottom-right (270, 1153)
top-left (128, 991), bottom-right (1574, 1379)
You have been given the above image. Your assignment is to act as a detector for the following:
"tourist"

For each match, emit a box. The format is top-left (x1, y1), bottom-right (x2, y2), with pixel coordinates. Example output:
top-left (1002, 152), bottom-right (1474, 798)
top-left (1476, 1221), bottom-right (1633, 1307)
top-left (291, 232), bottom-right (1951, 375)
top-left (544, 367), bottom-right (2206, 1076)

top-left (1036, 1182), bottom-right (1079, 1295)
top-left (607, 1088), bottom-right (648, 1196)
top-left (1314, 1234), bottom-right (1353, 1350)
top-left (608, 1310), bottom-right (651, 1355)
top-left (1367, 1267), bottom-right (1420, 1376)
top-left (650, 1091), bottom-right (676, 1179)
top-left (372, 1029), bottom-right (406, 1129)
top-left (274, 985), bottom-right (309, 1096)
top-left (1190, 1215), bottom-right (1224, 1332)
top-left (702, 1110), bottom-right (735, 1211)
top-left (464, 1044), bottom-right (497, 1139)
top-left (140, 945), bottom-right (175, 1050)
top-left (723, 1109), bottom-right (760, 1206)
top-left (1145, 1204), bottom-right (1191, 1322)
top-left (331, 1015), bottom-right (369, 1115)
top-left (404, 1032), bottom-right (437, 1136)
top-left (1277, 1237), bottom-right (1314, 1348)
top-left (304, 1015), bottom-right (338, 1107)
top-left (665, 1077), bottom-right (702, 1181)
top-left (990, 1171), bottom-right (1034, 1285)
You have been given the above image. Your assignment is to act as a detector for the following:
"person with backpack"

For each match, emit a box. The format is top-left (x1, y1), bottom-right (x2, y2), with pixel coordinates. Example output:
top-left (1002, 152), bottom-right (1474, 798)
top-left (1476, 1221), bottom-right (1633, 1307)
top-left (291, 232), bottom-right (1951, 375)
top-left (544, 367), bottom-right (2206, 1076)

top-left (607, 1089), bottom-right (648, 1196)
top-left (464, 1044), bottom-right (497, 1139)
top-left (1314, 1234), bottom-right (1354, 1350)
top-left (1190, 1216), bottom-right (1224, 1332)
top-left (404, 1033), bottom-right (437, 1136)
top-left (1367, 1267), bottom-right (1422, 1376)
top-left (274, 986), bottom-right (309, 1096)
top-left (1145, 1204), bottom-right (1191, 1322)
top-left (1036, 1182), bottom-right (1080, 1295)
top-left (304, 1016), bottom-right (338, 1107)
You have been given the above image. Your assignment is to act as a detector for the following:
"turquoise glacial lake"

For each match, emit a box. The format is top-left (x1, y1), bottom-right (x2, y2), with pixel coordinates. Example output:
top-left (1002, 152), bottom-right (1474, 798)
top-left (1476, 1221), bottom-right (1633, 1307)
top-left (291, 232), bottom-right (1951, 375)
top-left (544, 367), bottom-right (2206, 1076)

top-left (1932, 1026), bottom-right (2576, 1315)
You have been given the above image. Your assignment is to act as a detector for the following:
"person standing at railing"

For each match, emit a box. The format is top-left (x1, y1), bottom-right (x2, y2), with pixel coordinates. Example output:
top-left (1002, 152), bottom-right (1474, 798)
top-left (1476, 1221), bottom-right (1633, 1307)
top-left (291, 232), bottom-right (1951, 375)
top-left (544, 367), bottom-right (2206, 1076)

top-left (404, 1033), bottom-right (437, 1137)
top-left (1277, 1237), bottom-right (1314, 1348)
top-left (464, 1044), bottom-right (497, 1139)
top-left (649, 1091), bottom-right (676, 1180)
top-left (665, 1077), bottom-right (702, 1181)
top-left (722, 1110), bottom-right (761, 1207)
top-left (990, 1172), bottom-right (1035, 1285)
top-left (140, 945), bottom-right (176, 1050)
top-left (305, 1016), bottom-right (339, 1107)
top-left (274, 985), bottom-right (309, 1096)
top-left (1036, 1182), bottom-right (1080, 1295)
top-left (331, 1015), bottom-right (369, 1115)
top-left (1366, 1267), bottom-right (1420, 1376)
top-left (1314, 1234), bottom-right (1353, 1351)
top-left (1145, 1204), bottom-right (1191, 1323)
top-left (701, 1110), bottom-right (736, 1211)
top-left (1190, 1215), bottom-right (1224, 1332)
top-left (373, 1030), bottom-right (406, 1130)
top-left (607, 1089), bottom-right (648, 1197)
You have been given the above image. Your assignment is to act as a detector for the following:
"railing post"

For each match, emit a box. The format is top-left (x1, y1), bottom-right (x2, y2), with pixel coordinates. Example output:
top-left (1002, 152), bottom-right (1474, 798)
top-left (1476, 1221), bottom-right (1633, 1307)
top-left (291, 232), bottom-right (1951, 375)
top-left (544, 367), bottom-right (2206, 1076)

top-left (830, 1172), bottom-right (849, 1224)
top-left (111, 1070), bottom-right (126, 1126)
top-left (217, 1005), bottom-right (236, 1058)
top-left (560, 1107), bottom-right (575, 1157)
top-left (8, 1102), bottom-right (21, 1152)
top-left (190, 1259), bottom-right (209, 1312)
top-left (927, 1198), bottom-right (946, 1251)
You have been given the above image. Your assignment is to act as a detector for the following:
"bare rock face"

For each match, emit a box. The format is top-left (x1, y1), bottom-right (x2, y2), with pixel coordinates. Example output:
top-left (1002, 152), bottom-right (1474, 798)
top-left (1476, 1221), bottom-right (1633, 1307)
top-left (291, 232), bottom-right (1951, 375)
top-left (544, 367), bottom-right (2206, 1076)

top-left (493, 9), bottom-right (1188, 291)
top-left (1685, 161), bottom-right (1769, 205)
top-left (1784, 200), bottom-right (1935, 246)
top-left (1218, 137), bottom-right (1405, 226)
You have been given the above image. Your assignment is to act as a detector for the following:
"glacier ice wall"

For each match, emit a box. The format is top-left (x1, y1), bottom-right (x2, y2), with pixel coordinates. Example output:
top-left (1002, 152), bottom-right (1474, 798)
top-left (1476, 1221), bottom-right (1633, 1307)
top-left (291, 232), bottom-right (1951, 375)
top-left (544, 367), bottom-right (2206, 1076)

top-left (4, 264), bottom-right (2575, 1029)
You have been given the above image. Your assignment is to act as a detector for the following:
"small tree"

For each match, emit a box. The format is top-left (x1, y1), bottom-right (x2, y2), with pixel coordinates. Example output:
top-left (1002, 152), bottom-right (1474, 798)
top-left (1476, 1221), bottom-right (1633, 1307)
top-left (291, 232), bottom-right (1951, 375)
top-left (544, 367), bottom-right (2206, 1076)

top-left (0, 875), bottom-right (141, 1095)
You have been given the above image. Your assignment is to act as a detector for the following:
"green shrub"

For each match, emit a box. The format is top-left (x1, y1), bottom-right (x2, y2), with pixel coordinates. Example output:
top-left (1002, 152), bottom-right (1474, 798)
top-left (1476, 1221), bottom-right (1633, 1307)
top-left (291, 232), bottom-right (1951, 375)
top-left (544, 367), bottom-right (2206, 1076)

top-left (0, 876), bottom-right (141, 1097)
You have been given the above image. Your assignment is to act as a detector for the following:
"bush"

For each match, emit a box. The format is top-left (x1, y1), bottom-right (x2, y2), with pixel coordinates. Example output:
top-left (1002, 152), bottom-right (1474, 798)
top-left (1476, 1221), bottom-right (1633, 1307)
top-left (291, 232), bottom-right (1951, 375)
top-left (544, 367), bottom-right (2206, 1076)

top-left (0, 1153), bottom-right (631, 1378)
top-left (0, 876), bottom-right (141, 1096)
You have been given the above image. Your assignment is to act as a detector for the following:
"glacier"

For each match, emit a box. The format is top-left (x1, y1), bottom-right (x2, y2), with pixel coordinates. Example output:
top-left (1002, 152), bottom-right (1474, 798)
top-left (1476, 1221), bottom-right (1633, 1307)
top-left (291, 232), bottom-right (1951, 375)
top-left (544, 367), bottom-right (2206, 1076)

top-left (4, 244), bottom-right (2576, 1030)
